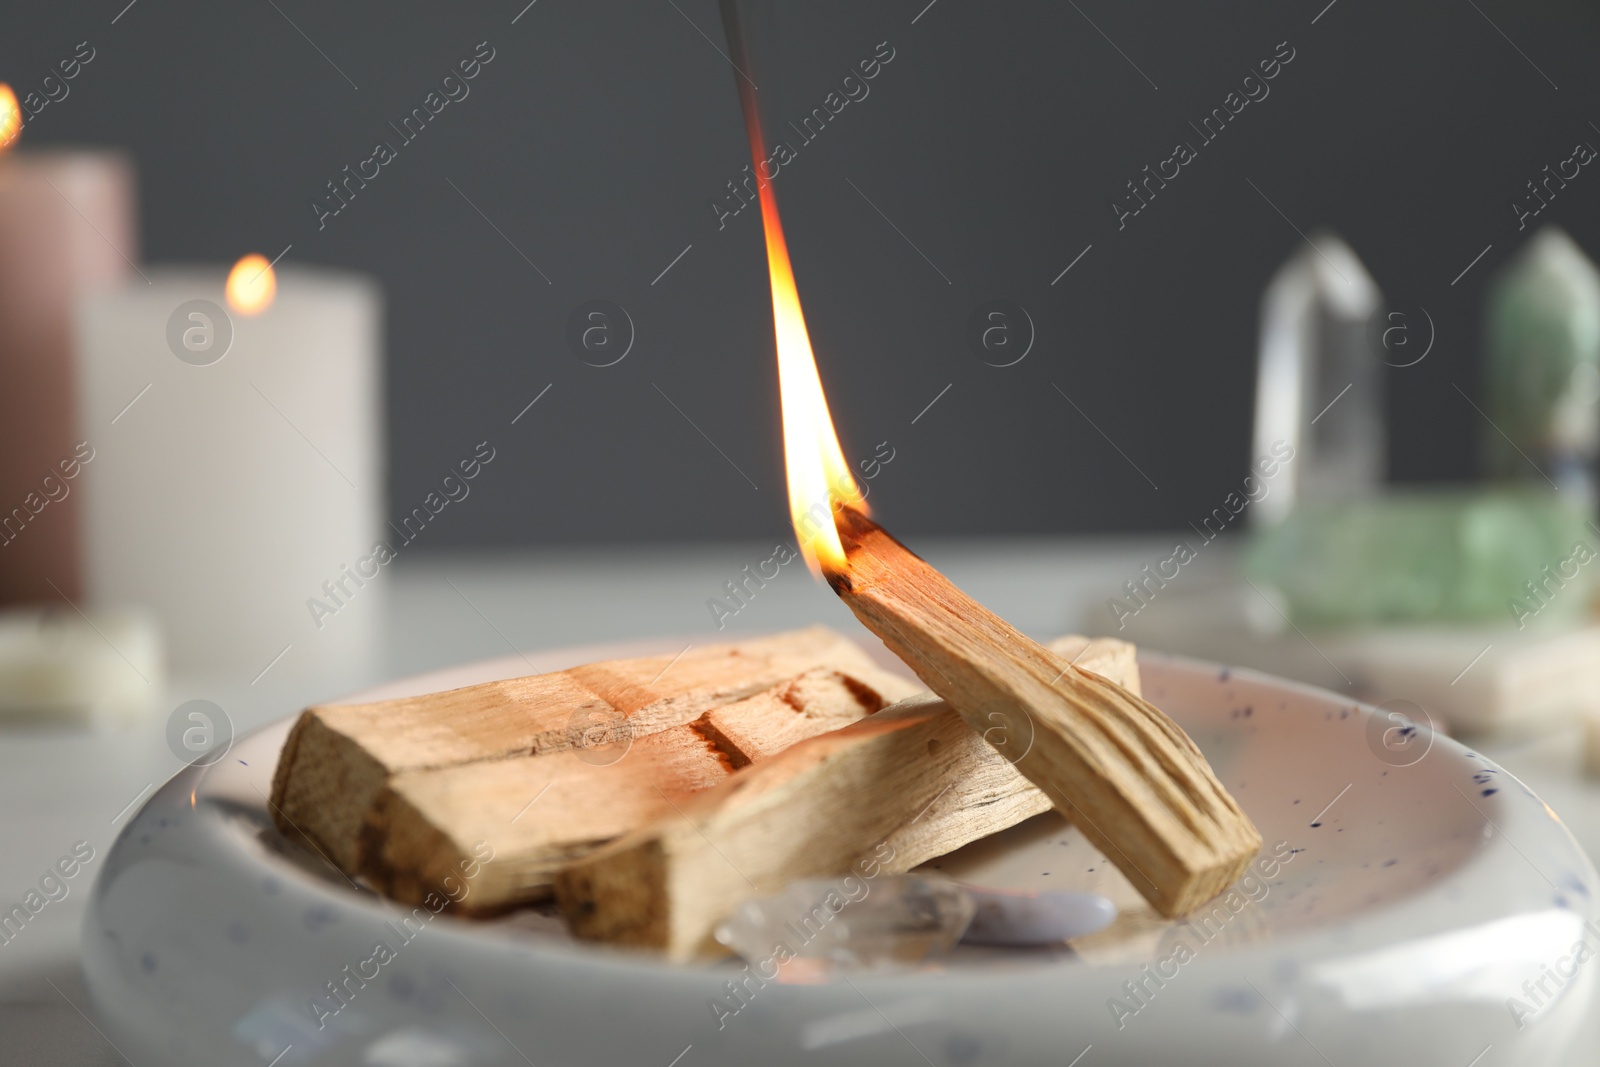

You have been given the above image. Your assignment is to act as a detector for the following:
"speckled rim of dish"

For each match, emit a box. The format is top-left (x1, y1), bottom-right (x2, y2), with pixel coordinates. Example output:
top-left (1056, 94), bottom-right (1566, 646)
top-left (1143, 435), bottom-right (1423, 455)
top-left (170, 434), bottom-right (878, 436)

top-left (82, 639), bottom-right (1600, 1067)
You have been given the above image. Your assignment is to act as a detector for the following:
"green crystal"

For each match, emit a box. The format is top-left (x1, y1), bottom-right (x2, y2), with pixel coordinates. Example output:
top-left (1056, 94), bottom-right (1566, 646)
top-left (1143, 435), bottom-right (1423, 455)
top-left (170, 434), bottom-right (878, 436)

top-left (1484, 226), bottom-right (1600, 490)
top-left (1244, 488), bottom-right (1598, 627)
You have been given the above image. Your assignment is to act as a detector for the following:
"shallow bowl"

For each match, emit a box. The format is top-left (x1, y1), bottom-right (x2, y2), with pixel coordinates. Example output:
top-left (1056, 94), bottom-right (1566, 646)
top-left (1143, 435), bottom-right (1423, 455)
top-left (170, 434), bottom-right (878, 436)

top-left (83, 638), bottom-right (1600, 1066)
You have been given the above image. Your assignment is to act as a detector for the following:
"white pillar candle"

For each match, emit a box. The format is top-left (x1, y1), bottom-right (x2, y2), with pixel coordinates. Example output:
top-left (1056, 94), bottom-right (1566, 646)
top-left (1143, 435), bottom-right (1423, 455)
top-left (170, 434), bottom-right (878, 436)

top-left (75, 266), bottom-right (383, 678)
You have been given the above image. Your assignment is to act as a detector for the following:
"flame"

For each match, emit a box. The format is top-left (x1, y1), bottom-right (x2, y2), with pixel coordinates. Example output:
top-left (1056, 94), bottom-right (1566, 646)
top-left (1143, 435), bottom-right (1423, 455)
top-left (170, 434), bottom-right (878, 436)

top-left (747, 139), bottom-right (865, 573)
top-left (0, 84), bottom-right (21, 152)
top-left (226, 254), bottom-right (277, 315)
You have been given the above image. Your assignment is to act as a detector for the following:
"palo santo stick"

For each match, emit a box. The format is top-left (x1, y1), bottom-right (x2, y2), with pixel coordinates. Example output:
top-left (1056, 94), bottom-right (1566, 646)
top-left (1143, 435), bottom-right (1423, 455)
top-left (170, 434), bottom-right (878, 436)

top-left (554, 637), bottom-right (1139, 959)
top-left (363, 668), bottom-right (914, 910)
top-left (1045, 634), bottom-right (1141, 700)
top-left (270, 626), bottom-right (907, 872)
top-left (824, 507), bottom-right (1260, 917)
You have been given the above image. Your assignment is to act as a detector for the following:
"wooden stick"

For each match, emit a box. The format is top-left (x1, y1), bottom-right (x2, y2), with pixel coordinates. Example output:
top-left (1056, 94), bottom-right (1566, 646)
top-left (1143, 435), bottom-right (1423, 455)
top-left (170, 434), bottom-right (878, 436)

top-left (362, 668), bottom-right (916, 910)
top-left (269, 626), bottom-right (910, 872)
top-left (316, 633), bottom-right (1124, 917)
top-left (824, 507), bottom-right (1260, 917)
top-left (1044, 634), bottom-right (1141, 700)
top-left (553, 638), bottom-right (1141, 959)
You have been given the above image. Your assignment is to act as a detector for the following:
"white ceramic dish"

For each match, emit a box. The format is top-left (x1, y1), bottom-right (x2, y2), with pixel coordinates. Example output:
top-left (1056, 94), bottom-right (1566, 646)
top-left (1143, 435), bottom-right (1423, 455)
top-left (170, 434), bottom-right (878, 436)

top-left (84, 638), bottom-right (1600, 1066)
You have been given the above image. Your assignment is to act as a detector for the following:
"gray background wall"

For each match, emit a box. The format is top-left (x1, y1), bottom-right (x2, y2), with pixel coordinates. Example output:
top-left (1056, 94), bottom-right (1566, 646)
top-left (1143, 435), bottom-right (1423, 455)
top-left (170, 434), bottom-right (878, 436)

top-left (7, 0), bottom-right (1600, 547)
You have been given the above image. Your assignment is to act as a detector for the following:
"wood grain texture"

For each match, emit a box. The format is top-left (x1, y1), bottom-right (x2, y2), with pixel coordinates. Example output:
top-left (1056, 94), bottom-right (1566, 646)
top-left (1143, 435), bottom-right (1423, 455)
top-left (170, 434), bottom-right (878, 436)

top-left (1045, 634), bottom-right (1141, 698)
top-left (362, 667), bottom-right (917, 910)
top-left (553, 639), bottom-right (1141, 959)
top-left (269, 626), bottom-right (910, 872)
top-left (824, 507), bottom-right (1260, 918)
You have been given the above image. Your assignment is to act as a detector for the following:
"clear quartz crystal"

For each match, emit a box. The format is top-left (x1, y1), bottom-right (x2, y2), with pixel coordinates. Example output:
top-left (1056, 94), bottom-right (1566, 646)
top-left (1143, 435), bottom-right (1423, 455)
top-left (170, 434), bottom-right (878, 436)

top-left (714, 875), bottom-right (975, 973)
top-left (1252, 232), bottom-right (1384, 527)
top-left (961, 885), bottom-right (1118, 946)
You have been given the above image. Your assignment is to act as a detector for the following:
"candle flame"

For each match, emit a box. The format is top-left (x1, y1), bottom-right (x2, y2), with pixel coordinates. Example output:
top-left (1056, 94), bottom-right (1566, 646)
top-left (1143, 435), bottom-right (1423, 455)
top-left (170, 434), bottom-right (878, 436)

top-left (226, 254), bottom-right (277, 315)
top-left (747, 139), bottom-right (865, 574)
top-left (0, 85), bottom-right (21, 153)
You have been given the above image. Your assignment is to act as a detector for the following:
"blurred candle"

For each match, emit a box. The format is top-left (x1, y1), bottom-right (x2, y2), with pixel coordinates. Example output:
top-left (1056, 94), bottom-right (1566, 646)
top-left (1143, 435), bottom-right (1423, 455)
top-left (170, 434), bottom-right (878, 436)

top-left (0, 87), bottom-right (137, 604)
top-left (75, 264), bottom-right (383, 676)
top-left (0, 606), bottom-right (162, 726)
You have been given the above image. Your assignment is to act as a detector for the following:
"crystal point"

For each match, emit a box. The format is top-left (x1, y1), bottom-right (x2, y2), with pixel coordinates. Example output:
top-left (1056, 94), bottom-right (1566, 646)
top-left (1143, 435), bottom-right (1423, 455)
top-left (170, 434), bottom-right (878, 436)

top-left (1253, 232), bottom-right (1384, 526)
top-left (1485, 226), bottom-right (1600, 497)
top-left (961, 885), bottom-right (1118, 945)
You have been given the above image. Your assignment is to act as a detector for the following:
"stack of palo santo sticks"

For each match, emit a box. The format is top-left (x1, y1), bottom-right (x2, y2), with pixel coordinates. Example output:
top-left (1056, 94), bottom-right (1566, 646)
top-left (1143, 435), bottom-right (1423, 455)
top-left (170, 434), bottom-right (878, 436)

top-left (272, 509), bottom-right (1261, 962)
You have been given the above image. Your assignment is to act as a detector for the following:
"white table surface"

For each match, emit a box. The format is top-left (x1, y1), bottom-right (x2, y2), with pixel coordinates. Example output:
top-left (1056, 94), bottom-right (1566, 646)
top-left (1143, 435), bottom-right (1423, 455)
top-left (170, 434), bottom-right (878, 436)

top-left (3, 535), bottom-right (1598, 1065)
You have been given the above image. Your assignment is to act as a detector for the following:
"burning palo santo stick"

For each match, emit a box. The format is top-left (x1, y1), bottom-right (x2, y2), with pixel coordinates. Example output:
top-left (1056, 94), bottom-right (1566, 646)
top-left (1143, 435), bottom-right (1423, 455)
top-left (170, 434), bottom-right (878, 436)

top-left (823, 509), bottom-right (1261, 916)
top-left (718, 15), bottom-right (1261, 916)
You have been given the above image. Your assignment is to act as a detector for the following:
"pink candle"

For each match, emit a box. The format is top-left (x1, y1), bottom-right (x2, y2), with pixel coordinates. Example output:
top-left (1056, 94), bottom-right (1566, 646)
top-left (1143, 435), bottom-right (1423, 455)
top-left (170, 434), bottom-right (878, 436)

top-left (0, 91), bottom-right (136, 604)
